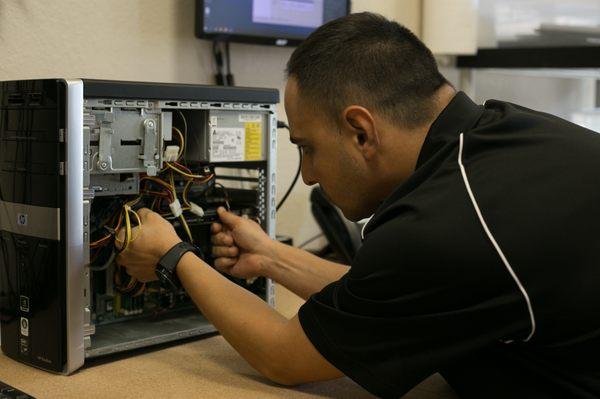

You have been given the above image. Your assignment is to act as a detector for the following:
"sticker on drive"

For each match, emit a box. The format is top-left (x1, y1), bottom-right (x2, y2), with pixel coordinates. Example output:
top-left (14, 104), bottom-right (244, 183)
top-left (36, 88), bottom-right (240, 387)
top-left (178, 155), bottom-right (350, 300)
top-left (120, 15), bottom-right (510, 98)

top-left (20, 317), bottom-right (29, 337)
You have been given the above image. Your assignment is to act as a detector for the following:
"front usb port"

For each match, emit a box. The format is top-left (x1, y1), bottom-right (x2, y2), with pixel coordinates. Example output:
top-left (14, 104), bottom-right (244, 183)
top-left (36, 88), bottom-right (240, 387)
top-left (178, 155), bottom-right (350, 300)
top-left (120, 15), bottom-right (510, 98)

top-left (28, 93), bottom-right (42, 105)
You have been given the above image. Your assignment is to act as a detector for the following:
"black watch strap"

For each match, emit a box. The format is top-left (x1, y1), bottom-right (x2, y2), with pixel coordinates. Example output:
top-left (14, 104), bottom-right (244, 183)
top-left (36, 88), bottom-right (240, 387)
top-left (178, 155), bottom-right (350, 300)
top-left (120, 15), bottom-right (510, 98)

top-left (157, 242), bottom-right (198, 289)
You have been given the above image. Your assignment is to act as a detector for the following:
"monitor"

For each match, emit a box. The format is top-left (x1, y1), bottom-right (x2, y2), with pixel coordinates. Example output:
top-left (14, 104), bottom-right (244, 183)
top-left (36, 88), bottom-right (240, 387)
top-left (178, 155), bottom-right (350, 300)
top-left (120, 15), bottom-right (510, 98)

top-left (196, 0), bottom-right (350, 46)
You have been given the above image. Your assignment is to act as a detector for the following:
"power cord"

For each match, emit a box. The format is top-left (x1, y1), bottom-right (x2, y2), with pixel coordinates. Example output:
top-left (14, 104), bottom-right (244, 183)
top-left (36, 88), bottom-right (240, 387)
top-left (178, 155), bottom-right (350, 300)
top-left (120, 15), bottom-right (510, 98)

top-left (213, 40), bottom-right (235, 86)
top-left (276, 121), bottom-right (302, 211)
top-left (298, 233), bottom-right (324, 249)
top-left (225, 41), bottom-right (234, 86)
top-left (213, 40), bottom-right (226, 86)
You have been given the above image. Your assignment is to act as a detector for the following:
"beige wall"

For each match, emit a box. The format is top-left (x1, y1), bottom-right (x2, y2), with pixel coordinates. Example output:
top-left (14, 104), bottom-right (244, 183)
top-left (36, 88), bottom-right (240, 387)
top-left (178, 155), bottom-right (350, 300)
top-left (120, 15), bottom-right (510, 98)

top-left (0, 0), bottom-right (421, 248)
top-left (423, 0), bottom-right (477, 54)
top-left (352, 0), bottom-right (422, 35)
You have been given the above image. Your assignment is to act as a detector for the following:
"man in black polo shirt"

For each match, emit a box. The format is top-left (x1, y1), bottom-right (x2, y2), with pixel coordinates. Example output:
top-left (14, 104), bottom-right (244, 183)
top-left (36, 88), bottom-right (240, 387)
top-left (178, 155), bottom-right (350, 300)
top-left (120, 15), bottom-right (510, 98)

top-left (116, 12), bottom-right (600, 398)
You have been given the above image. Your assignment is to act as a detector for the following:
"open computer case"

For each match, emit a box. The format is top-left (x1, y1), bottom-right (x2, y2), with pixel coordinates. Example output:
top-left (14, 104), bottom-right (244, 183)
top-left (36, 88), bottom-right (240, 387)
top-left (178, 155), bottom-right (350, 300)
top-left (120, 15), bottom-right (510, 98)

top-left (0, 79), bottom-right (278, 374)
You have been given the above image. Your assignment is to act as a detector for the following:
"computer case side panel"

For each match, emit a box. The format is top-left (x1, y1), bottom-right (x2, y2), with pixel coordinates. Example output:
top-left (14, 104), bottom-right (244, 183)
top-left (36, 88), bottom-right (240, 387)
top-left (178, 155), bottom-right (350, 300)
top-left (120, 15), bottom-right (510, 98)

top-left (0, 79), bottom-right (69, 372)
top-left (63, 79), bottom-right (85, 374)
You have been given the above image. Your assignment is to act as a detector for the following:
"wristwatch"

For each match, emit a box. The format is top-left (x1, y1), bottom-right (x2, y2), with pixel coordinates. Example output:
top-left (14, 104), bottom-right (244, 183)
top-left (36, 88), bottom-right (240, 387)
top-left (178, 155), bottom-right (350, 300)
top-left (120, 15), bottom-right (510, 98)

top-left (156, 242), bottom-right (202, 290)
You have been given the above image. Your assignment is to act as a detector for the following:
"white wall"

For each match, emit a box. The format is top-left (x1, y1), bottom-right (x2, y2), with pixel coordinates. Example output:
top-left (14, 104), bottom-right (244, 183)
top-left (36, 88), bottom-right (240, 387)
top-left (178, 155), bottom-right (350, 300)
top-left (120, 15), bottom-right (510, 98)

top-left (440, 67), bottom-right (596, 122)
top-left (473, 72), bottom-right (596, 120)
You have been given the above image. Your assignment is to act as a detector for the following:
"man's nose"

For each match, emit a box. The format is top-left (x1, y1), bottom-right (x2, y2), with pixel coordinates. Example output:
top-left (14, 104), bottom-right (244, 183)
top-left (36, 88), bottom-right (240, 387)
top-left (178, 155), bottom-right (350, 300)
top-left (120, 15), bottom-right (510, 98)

top-left (303, 176), bottom-right (317, 186)
top-left (301, 159), bottom-right (317, 186)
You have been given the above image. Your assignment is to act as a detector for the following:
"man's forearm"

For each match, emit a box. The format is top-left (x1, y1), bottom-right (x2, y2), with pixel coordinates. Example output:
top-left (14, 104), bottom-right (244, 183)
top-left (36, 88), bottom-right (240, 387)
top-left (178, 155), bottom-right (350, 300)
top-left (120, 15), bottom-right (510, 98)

top-left (176, 251), bottom-right (344, 385)
top-left (263, 241), bottom-right (350, 300)
top-left (177, 252), bottom-right (290, 379)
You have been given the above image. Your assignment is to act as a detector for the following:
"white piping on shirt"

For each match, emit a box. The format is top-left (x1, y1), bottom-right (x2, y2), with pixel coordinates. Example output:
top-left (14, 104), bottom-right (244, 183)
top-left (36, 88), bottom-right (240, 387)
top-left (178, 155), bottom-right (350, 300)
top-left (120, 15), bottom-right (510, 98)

top-left (360, 216), bottom-right (373, 240)
top-left (458, 133), bottom-right (536, 342)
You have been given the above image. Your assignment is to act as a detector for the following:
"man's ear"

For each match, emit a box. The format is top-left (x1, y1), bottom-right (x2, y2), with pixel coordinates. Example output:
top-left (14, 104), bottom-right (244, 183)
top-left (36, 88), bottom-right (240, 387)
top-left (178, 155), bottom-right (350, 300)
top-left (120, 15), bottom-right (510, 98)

top-left (342, 105), bottom-right (380, 159)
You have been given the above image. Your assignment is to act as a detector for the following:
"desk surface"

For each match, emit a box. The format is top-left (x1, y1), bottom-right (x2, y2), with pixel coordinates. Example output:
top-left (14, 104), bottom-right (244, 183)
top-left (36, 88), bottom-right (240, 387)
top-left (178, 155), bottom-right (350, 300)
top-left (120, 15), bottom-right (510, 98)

top-left (0, 285), bottom-right (459, 399)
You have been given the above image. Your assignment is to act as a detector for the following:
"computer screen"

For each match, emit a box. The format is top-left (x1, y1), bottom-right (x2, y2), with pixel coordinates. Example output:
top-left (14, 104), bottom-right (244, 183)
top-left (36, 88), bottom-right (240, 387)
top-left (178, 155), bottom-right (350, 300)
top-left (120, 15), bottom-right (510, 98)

top-left (196, 0), bottom-right (350, 46)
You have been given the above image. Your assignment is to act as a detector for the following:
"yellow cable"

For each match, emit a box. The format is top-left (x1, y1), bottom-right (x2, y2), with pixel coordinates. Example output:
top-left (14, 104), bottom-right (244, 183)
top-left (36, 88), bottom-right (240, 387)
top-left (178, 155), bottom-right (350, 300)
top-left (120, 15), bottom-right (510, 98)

top-left (114, 210), bottom-right (139, 293)
top-left (123, 206), bottom-right (132, 251)
top-left (125, 196), bottom-right (141, 208)
top-left (176, 111), bottom-right (188, 160)
top-left (168, 171), bottom-right (177, 199)
top-left (115, 205), bottom-right (142, 249)
top-left (182, 179), bottom-right (193, 207)
top-left (141, 176), bottom-right (174, 194)
top-left (166, 169), bottom-right (193, 243)
top-left (159, 126), bottom-right (185, 172)
top-left (127, 208), bottom-right (142, 243)
top-left (179, 215), bottom-right (193, 243)
top-left (164, 162), bottom-right (207, 179)
top-left (171, 127), bottom-right (185, 160)
top-left (177, 110), bottom-right (188, 136)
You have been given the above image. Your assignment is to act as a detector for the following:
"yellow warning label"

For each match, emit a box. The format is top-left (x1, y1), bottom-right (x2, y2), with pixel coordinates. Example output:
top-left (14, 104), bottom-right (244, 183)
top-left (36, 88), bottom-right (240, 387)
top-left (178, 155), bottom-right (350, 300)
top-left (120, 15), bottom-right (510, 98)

top-left (244, 122), bottom-right (262, 160)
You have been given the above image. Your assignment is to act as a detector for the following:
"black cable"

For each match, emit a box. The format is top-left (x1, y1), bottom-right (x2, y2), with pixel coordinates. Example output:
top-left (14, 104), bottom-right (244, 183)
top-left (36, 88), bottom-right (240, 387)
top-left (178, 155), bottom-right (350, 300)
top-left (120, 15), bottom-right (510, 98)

top-left (88, 249), bottom-right (116, 272)
top-left (214, 182), bottom-right (231, 210)
top-left (213, 40), bottom-right (225, 86)
top-left (298, 233), bottom-right (324, 249)
top-left (225, 41), bottom-right (231, 73)
top-left (276, 122), bottom-right (302, 212)
top-left (225, 41), bottom-right (234, 86)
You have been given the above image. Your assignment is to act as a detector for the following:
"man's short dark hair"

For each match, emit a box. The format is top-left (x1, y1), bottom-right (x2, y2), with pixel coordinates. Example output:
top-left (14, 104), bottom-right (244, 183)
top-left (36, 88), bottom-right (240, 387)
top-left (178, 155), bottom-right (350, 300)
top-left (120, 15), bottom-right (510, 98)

top-left (286, 12), bottom-right (448, 128)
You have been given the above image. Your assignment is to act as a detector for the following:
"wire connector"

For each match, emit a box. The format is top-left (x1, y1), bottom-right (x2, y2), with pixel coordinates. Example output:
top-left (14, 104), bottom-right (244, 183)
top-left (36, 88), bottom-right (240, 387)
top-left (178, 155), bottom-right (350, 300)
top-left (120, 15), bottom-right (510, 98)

top-left (164, 145), bottom-right (180, 162)
top-left (189, 202), bottom-right (205, 218)
top-left (169, 199), bottom-right (183, 218)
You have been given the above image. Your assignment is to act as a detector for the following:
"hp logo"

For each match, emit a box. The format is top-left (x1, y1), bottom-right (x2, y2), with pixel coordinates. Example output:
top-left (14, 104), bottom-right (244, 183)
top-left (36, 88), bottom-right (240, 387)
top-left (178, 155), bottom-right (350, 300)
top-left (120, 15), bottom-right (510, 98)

top-left (17, 213), bottom-right (28, 226)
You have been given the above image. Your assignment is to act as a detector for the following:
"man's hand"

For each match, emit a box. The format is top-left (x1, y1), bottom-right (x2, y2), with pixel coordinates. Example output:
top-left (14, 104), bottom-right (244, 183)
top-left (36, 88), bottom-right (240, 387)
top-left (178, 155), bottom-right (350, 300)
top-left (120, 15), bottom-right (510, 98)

top-left (115, 208), bottom-right (182, 282)
top-left (211, 207), bottom-right (275, 279)
top-left (212, 207), bottom-right (350, 300)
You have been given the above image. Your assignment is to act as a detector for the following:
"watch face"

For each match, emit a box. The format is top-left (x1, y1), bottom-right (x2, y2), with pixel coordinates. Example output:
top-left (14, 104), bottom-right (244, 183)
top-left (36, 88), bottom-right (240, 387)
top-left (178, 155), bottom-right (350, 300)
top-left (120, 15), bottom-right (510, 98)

top-left (156, 266), bottom-right (178, 291)
top-left (155, 267), bottom-right (164, 280)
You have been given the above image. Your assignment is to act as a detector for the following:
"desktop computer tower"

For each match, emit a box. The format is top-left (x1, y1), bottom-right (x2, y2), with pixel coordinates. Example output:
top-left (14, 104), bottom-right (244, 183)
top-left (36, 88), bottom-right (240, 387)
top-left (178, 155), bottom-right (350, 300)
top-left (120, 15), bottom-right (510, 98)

top-left (0, 79), bottom-right (278, 374)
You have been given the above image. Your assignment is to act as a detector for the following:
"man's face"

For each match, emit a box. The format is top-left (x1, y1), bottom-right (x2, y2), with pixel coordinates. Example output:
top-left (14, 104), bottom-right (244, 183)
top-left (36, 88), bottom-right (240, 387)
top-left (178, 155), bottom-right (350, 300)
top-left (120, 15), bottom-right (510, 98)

top-left (284, 78), bottom-right (374, 221)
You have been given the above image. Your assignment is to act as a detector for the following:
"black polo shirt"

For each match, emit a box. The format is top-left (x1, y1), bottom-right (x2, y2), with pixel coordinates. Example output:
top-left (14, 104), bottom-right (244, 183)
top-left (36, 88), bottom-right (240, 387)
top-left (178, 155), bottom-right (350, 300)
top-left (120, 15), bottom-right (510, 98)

top-left (298, 92), bottom-right (600, 398)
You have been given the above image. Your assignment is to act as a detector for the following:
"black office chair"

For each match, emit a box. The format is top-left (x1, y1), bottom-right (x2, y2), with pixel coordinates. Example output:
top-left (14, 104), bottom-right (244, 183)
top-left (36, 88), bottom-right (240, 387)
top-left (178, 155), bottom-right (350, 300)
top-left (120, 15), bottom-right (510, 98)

top-left (310, 187), bottom-right (363, 264)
